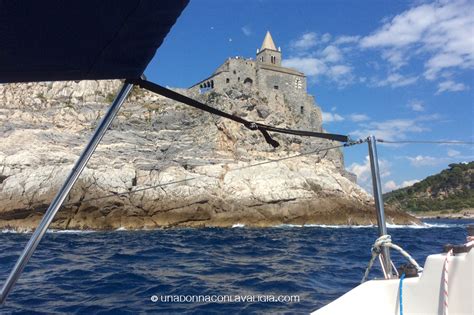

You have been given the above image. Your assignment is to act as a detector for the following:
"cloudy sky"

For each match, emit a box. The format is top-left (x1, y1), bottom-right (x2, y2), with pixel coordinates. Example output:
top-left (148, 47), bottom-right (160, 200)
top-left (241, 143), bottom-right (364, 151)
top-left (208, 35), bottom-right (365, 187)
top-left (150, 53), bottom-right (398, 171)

top-left (145, 0), bottom-right (474, 193)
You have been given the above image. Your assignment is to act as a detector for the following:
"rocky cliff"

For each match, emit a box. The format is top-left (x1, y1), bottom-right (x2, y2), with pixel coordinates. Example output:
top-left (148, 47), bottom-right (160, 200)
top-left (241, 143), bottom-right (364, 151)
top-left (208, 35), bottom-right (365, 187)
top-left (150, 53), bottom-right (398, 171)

top-left (0, 80), bottom-right (416, 230)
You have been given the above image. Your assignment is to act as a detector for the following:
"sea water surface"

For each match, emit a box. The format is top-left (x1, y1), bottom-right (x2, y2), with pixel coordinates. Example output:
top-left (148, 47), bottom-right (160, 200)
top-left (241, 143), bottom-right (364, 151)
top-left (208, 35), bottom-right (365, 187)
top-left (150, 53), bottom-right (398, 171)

top-left (0, 219), bottom-right (472, 314)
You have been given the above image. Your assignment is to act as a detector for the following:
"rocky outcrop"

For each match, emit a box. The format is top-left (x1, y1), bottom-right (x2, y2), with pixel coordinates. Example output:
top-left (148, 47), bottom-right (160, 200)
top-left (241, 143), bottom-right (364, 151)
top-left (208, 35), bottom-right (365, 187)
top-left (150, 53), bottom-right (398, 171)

top-left (0, 80), bottom-right (417, 230)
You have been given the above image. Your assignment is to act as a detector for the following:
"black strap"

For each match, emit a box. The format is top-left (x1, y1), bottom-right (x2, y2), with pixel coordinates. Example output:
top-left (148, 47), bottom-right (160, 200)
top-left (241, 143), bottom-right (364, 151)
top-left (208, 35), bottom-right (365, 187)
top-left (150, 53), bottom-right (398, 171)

top-left (128, 78), bottom-right (349, 145)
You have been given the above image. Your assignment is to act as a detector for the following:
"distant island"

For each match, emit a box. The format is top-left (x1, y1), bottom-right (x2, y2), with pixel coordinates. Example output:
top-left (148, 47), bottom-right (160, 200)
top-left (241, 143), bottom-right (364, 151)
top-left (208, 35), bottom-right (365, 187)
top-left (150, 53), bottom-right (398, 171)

top-left (384, 162), bottom-right (474, 218)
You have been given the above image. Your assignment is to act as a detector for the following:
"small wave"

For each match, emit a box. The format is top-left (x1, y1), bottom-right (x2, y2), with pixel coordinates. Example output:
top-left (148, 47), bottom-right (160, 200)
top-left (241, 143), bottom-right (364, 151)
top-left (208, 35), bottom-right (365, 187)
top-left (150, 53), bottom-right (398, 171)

top-left (232, 223), bottom-right (245, 228)
top-left (275, 222), bottom-right (456, 229)
top-left (422, 222), bottom-right (466, 228)
top-left (386, 223), bottom-right (429, 229)
top-left (2, 228), bottom-right (31, 234)
top-left (275, 224), bottom-right (374, 228)
top-left (48, 229), bottom-right (96, 234)
top-left (1, 228), bottom-right (97, 234)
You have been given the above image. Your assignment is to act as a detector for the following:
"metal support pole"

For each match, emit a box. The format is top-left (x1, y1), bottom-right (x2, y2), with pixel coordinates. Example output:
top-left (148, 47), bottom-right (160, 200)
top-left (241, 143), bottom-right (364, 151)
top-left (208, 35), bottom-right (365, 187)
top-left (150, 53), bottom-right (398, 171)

top-left (0, 82), bottom-right (133, 304)
top-left (367, 135), bottom-right (393, 278)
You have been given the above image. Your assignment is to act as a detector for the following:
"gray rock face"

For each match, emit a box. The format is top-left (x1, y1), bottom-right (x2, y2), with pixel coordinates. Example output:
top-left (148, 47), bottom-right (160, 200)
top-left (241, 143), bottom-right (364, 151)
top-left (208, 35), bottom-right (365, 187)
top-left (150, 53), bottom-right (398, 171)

top-left (0, 80), bottom-right (416, 230)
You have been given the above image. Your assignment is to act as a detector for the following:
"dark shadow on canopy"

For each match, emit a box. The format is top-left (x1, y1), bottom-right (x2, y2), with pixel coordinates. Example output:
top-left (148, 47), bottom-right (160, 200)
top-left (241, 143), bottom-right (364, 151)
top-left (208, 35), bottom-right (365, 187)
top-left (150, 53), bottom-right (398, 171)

top-left (0, 0), bottom-right (189, 83)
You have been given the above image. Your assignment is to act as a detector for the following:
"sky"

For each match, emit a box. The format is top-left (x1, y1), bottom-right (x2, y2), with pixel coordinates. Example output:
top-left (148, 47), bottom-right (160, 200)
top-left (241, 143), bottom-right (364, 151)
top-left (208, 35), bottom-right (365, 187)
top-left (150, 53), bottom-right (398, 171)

top-left (145, 0), bottom-right (474, 193)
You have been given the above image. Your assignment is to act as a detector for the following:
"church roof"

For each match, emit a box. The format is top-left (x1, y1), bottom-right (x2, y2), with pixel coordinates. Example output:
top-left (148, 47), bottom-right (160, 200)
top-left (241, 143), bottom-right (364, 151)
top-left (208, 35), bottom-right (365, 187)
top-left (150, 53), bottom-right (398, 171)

top-left (260, 31), bottom-right (277, 51)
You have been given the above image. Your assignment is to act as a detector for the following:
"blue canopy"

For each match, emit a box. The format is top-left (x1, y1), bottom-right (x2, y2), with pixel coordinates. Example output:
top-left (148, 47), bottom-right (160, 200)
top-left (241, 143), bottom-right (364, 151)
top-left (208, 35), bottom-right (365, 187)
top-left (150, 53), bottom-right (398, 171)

top-left (0, 0), bottom-right (189, 83)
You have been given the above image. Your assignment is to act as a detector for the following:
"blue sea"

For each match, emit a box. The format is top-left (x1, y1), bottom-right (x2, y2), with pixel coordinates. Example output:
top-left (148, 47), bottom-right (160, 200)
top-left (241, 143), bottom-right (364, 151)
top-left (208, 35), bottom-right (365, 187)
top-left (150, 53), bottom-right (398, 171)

top-left (1, 219), bottom-right (472, 314)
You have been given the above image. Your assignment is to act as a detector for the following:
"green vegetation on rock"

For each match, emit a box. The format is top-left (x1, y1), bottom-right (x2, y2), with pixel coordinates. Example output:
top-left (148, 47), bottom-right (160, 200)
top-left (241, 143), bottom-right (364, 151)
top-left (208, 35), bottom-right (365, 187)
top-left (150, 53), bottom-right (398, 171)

top-left (384, 162), bottom-right (474, 212)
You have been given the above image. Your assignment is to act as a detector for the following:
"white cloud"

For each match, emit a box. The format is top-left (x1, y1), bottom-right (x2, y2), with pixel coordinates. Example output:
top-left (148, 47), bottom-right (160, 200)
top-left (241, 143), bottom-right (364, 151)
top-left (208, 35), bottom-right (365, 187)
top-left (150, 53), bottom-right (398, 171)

top-left (447, 149), bottom-right (460, 157)
top-left (328, 64), bottom-right (351, 76)
top-left (348, 156), bottom-right (391, 193)
top-left (425, 54), bottom-right (465, 80)
top-left (322, 111), bottom-right (344, 123)
top-left (381, 50), bottom-right (408, 69)
top-left (384, 179), bottom-right (420, 192)
top-left (283, 57), bottom-right (353, 86)
top-left (284, 1), bottom-right (473, 92)
top-left (408, 100), bottom-right (425, 112)
top-left (349, 113), bottom-right (370, 122)
top-left (406, 155), bottom-right (442, 167)
top-left (321, 33), bottom-right (332, 43)
top-left (291, 32), bottom-right (318, 50)
top-left (350, 115), bottom-right (438, 141)
top-left (334, 35), bottom-right (360, 45)
top-left (241, 25), bottom-right (252, 36)
top-left (283, 57), bottom-right (327, 77)
top-left (375, 73), bottom-right (418, 88)
top-left (384, 180), bottom-right (399, 192)
top-left (285, 32), bottom-right (355, 87)
top-left (405, 153), bottom-right (474, 167)
top-left (322, 45), bottom-right (342, 62)
top-left (360, 3), bottom-right (437, 48)
top-left (401, 179), bottom-right (420, 188)
top-left (436, 80), bottom-right (468, 94)
top-left (360, 0), bottom-right (474, 82)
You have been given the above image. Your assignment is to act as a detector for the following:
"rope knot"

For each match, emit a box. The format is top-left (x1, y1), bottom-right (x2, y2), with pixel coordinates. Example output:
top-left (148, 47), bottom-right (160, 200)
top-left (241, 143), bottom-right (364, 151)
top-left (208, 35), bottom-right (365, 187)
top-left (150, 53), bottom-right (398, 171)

top-left (371, 234), bottom-right (392, 253)
top-left (362, 234), bottom-right (423, 283)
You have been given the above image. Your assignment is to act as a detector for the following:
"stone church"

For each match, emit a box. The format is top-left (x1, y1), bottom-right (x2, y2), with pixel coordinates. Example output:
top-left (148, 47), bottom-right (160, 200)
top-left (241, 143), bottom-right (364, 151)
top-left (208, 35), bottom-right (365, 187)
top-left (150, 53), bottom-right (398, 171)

top-left (190, 31), bottom-right (306, 98)
top-left (189, 31), bottom-right (322, 132)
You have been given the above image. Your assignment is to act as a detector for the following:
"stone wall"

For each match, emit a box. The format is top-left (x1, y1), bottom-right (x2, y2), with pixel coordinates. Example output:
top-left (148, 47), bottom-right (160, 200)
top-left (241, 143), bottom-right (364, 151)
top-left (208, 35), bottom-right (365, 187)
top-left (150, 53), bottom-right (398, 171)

top-left (189, 58), bottom-right (257, 94)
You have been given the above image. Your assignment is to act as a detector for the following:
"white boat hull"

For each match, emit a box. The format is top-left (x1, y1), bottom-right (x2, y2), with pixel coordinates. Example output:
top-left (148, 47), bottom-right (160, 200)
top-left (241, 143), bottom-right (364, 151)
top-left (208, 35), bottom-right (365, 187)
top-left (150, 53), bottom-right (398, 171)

top-left (313, 249), bottom-right (473, 315)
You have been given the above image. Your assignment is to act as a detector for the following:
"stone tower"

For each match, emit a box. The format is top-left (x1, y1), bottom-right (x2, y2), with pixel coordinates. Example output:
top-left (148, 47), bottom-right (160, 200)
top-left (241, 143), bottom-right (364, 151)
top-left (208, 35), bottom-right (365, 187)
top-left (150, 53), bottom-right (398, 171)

top-left (256, 31), bottom-right (281, 66)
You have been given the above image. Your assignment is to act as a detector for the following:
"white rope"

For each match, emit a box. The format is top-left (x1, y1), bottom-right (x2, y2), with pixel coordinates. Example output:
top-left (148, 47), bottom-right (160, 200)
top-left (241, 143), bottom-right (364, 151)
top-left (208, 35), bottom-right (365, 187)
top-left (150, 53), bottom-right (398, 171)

top-left (443, 236), bottom-right (473, 315)
top-left (361, 235), bottom-right (423, 283)
top-left (443, 248), bottom-right (453, 315)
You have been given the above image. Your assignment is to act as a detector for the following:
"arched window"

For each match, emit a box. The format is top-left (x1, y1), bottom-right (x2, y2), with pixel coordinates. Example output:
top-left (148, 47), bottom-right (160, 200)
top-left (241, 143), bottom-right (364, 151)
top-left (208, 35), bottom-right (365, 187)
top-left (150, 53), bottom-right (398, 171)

top-left (210, 80), bottom-right (214, 88)
top-left (243, 78), bottom-right (253, 86)
top-left (226, 78), bottom-right (230, 83)
top-left (295, 79), bottom-right (302, 89)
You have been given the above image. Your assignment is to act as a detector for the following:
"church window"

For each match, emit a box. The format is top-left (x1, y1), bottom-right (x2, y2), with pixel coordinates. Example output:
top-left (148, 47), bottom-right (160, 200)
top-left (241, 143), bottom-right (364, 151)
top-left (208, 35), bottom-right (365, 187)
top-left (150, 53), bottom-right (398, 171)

top-left (211, 80), bottom-right (214, 88)
top-left (226, 78), bottom-right (230, 83)
top-left (271, 55), bottom-right (276, 64)
top-left (233, 70), bottom-right (236, 74)
top-left (300, 106), bottom-right (304, 114)
top-left (295, 78), bottom-right (302, 89)
top-left (238, 77), bottom-right (240, 81)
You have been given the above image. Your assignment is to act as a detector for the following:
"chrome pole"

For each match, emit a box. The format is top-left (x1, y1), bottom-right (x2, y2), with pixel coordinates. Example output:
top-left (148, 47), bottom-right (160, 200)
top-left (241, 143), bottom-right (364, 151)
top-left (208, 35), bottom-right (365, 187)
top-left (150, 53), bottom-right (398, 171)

top-left (0, 82), bottom-right (133, 304)
top-left (367, 135), bottom-right (392, 278)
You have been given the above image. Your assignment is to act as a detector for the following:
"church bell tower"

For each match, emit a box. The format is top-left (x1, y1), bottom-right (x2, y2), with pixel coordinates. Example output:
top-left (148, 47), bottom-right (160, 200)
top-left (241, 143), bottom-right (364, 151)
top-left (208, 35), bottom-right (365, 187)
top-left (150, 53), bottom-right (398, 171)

top-left (256, 31), bottom-right (281, 66)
